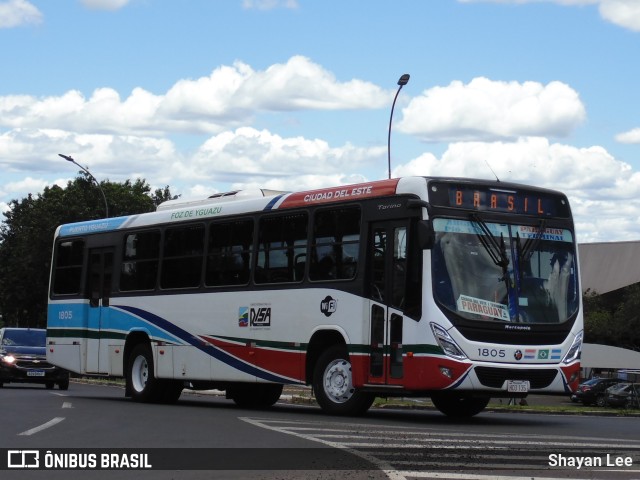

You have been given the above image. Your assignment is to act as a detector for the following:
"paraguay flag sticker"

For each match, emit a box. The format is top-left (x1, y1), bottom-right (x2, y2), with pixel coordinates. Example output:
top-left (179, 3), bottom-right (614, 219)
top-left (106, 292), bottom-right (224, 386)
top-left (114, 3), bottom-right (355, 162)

top-left (238, 307), bottom-right (249, 327)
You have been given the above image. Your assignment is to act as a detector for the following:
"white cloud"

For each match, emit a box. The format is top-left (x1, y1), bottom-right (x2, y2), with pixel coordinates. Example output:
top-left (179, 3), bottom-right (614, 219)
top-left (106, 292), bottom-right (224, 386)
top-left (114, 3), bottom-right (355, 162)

top-left (242, 0), bottom-right (299, 10)
top-left (597, 0), bottom-right (640, 31)
top-left (0, 57), bottom-right (389, 137)
top-left (180, 127), bottom-right (386, 183)
top-left (397, 78), bottom-right (586, 142)
top-left (0, 0), bottom-right (42, 28)
top-left (458, 0), bottom-right (640, 32)
top-left (393, 136), bottom-right (640, 241)
top-left (616, 128), bottom-right (640, 144)
top-left (79, 0), bottom-right (131, 10)
top-left (2, 123), bottom-right (639, 242)
top-left (0, 128), bottom-right (179, 180)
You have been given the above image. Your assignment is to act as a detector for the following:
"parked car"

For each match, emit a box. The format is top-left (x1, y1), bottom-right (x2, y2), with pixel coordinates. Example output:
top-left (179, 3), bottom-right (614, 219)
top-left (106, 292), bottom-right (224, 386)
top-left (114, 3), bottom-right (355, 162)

top-left (0, 328), bottom-right (69, 390)
top-left (606, 383), bottom-right (640, 409)
top-left (570, 378), bottom-right (620, 406)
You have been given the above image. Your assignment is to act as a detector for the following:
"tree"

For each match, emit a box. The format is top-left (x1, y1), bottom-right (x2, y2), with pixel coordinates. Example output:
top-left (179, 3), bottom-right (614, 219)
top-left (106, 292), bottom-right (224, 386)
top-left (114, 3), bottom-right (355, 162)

top-left (611, 284), bottom-right (640, 351)
top-left (583, 289), bottom-right (617, 346)
top-left (0, 174), bottom-right (178, 328)
top-left (583, 284), bottom-right (640, 352)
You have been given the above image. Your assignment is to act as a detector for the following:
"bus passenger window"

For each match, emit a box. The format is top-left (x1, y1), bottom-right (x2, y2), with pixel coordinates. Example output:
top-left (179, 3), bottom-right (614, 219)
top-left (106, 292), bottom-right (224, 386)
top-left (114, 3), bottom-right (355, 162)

top-left (256, 213), bottom-right (307, 284)
top-left (206, 220), bottom-right (253, 286)
top-left (52, 239), bottom-right (85, 295)
top-left (120, 231), bottom-right (160, 291)
top-left (310, 207), bottom-right (361, 281)
top-left (161, 224), bottom-right (205, 289)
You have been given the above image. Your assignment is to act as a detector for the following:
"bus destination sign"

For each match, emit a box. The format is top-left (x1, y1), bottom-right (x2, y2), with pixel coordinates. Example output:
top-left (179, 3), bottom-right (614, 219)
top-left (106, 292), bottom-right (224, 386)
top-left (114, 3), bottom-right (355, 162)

top-left (429, 183), bottom-right (571, 218)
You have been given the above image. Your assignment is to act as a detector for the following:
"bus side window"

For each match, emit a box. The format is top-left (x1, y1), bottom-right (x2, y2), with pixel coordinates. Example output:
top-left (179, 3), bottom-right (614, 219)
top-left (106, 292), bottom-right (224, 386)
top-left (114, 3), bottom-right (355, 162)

top-left (371, 229), bottom-right (386, 302)
top-left (256, 213), bottom-right (307, 284)
top-left (52, 239), bottom-right (85, 296)
top-left (120, 230), bottom-right (160, 291)
top-left (161, 224), bottom-right (205, 289)
top-left (310, 207), bottom-right (361, 282)
top-left (206, 219), bottom-right (254, 286)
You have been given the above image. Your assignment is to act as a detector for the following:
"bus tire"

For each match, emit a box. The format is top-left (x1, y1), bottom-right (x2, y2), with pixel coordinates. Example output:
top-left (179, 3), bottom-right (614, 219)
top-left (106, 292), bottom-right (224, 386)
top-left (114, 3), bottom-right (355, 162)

top-left (127, 343), bottom-right (160, 403)
top-left (58, 376), bottom-right (70, 391)
top-left (228, 384), bottom-right (283, 408)
top-left (431, 393), bottom-right (489, 418)
top-left (313, 345), bottom-right (374, 416)
top-left (159, 380), bottom-right (183, 404)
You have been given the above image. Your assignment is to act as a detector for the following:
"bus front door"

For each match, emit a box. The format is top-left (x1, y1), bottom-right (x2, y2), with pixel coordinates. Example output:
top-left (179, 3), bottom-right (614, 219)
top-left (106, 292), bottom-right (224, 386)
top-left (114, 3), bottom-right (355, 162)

top-left (86, 248), bottom-right (113, 374)
top-left (367, 222), bottom-right (407, 386)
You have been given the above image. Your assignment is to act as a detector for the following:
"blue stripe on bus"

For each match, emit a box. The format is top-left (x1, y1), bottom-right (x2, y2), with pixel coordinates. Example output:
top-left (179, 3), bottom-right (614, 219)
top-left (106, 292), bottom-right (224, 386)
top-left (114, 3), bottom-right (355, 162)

top-left (59, 217), bottom-right (130, 237)
top-left (115, 305), bottom-right (295, 384)
top-left (263, 194), bottom-right (285, 211)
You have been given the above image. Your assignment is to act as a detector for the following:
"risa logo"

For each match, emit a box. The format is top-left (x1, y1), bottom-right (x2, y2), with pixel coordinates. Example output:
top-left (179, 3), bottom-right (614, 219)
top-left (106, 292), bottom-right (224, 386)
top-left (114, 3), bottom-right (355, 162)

top-left (250, 307), bottom-right (271, 327)
top-left (239, 306), bottom-right (272, 327)
top-left (320, 296), bottom-right (337, 317)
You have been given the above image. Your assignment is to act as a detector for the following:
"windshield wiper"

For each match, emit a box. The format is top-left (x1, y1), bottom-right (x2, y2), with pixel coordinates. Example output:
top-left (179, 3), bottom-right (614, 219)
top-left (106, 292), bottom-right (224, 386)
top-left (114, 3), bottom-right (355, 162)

top-left (470, 214), bottom-right (509, 275)
top-left (516, 219), bottom-right (546, 278)
top-left (471, 214), bottom-right (520, 321)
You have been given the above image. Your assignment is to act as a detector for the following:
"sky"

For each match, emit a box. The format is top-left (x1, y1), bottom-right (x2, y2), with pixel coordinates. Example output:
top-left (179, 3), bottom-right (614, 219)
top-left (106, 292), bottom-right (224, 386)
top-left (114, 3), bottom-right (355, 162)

top-left (1, 0), bottom-right (639, 243)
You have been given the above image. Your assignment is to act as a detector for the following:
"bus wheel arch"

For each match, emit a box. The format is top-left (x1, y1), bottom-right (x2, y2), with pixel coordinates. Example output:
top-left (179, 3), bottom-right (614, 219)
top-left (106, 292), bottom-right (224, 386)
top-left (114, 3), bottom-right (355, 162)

top-left (311, 343), bottom-right (374, 416)
top-left (126, 342), bottom-right (159, 403)
top-left (306, 329), bottom-right (349, 384)
top-left (123, 332), bottom-right (151, 397)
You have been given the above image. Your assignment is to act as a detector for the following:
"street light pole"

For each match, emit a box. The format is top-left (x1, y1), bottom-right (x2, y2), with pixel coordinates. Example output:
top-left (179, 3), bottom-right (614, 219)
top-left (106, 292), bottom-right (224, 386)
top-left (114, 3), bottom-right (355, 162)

top-left (59, 154), bottom-right (109, 218)
top-left (387, 73), bottom-right (410, 180)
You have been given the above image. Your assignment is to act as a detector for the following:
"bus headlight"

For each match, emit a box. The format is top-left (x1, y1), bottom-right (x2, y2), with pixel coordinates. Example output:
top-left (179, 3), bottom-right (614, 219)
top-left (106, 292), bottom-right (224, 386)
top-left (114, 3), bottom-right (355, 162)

top-left (430, 323), bottom-right (467, 361)
top-left (562, 331), bottom-right (583, 364)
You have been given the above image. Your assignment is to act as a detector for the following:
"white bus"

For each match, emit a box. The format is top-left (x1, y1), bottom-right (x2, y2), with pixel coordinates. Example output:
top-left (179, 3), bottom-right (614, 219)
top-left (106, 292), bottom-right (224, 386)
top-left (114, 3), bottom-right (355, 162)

top-left (47, 176), bottom-right (583, 417)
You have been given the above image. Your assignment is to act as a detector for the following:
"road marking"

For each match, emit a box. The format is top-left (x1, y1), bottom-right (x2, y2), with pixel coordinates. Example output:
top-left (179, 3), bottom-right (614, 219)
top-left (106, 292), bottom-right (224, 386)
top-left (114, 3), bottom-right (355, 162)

top-left (240, 416), bottom-right (405, 480)
top-left (19, 417), bottom-right (65, 436)
top-left (62, 402), bottom-right (73, 409)
top-left (240, 417), bottom-right (640, 480)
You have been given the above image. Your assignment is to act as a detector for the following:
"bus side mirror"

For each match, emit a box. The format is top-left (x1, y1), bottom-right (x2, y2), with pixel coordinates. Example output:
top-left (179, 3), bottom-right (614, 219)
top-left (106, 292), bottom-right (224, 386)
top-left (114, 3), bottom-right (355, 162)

top-left (417, 221), bottom-right (435, 250)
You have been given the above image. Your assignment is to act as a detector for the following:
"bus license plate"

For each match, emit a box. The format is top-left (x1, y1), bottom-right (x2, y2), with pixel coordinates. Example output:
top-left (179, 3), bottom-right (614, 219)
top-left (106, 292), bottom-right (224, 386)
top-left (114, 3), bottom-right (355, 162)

top-left (507, 380), bottom-right (530, 393)
top-left (27, 370), bottom-right (45, 377)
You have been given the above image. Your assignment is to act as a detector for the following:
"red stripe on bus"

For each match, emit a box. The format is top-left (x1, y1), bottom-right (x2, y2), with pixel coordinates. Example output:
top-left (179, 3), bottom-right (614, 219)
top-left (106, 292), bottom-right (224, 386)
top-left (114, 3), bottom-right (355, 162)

top-left (202, 336), bottom-right (305, 382)
top-left (276, 178), bottom-right (400, 209)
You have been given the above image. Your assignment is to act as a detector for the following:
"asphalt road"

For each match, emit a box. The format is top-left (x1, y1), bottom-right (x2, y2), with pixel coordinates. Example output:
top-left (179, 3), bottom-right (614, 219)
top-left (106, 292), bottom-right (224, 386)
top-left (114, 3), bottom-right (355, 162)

top-left (1, 381), bottom-right (640, 480)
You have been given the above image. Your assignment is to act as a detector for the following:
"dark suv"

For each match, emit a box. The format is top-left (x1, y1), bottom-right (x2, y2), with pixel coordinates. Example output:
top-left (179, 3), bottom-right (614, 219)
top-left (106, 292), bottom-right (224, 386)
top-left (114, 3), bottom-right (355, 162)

top-left (571, 378), bottom-right (620, 406)
top-left (0, 328), bottom-right (69, 390)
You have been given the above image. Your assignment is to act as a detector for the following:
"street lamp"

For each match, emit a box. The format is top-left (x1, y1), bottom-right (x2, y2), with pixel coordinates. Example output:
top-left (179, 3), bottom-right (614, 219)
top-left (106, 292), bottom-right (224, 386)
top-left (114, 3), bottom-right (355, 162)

top-left (59, 154), bottom-right (109, 218)
top-left (387, 73), bottom-right (410, 180)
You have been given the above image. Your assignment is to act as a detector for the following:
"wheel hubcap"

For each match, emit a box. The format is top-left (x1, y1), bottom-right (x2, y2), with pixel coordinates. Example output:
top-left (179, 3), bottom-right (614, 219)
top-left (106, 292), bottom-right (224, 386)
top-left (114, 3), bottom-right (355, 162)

top-left (131, 355), bottom-right (148, 393)
top-left (323, 358), bottom-right (354, 403)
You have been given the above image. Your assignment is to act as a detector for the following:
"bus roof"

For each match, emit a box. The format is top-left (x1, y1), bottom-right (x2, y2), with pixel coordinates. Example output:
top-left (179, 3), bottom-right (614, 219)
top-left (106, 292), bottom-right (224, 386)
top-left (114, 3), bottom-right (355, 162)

top-left (56, 178), bottom-right (406, 238)
top-left (54, 176), bottom-right (568, 238)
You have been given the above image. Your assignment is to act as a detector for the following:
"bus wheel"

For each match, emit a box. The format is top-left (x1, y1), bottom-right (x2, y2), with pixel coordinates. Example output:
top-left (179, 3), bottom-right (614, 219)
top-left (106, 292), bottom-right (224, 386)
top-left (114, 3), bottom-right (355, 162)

top-left (127, 344), bottom-right (159, 403)
top-left (313, 345), bottom-right (374, 416)
top-left (431, 393), bottom-right (489, 418)
top-left (159, 380), bottom-right (183, 404)
top-left (229, 384), bottom-right (283, 408)
top-left (58, 375), bottom-right (70, 391)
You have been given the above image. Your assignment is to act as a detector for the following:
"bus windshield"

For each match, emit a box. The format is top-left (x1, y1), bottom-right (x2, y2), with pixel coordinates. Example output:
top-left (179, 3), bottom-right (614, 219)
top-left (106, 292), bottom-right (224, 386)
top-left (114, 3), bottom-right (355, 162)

top-left (432, 217), bottom-right (579, 324)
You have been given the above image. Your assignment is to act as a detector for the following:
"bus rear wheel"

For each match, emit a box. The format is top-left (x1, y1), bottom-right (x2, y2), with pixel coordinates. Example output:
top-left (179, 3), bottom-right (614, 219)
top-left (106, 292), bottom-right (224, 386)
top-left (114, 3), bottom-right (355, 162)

top-left (430, 393), bottom-right (489, 418)
top-left (228, 384), bottom-right (283, 408)
top-left (313, 345), bottom-right (374, 416)
top-left (127, 344), bottom-right (160, 403)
